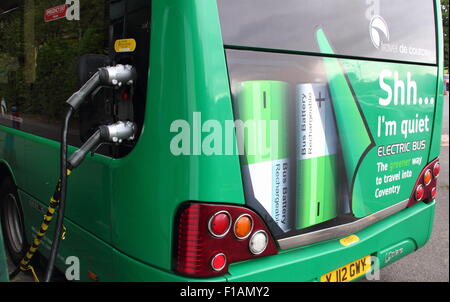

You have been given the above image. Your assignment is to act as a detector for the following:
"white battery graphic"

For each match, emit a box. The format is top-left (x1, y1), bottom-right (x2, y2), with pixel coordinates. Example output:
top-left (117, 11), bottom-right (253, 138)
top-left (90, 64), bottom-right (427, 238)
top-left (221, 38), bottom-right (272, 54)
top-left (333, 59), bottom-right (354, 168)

top-left (296, 83), bottom-right (339, 228)
top-left (237, 80), bottom-right (292, 232)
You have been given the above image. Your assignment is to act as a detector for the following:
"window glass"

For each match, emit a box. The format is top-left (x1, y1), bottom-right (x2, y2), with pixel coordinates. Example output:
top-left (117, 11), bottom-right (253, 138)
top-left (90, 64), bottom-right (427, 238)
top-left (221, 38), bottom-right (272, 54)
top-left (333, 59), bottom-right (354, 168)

top-left (0, 0), bottom-right (109, 147)
top-left (217, 0), bottom-right (437, 64)
top-left (226, 49), bottom-right (351, 237)
top-left (0, 0), bottom-right (150, 157)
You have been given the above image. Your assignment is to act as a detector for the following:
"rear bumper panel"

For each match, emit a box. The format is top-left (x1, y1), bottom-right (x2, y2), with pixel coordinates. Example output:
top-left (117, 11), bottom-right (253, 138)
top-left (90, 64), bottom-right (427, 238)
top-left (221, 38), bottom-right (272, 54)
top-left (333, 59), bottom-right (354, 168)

top-left (113, 201), bottom-right (435, 281)
top-left (227, 201), bottom-right (434, 282)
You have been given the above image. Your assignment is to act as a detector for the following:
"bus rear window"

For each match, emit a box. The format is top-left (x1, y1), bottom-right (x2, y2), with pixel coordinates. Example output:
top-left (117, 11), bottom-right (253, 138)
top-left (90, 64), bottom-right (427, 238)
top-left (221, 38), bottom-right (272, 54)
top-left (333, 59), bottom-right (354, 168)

top-left (216, 0), bottom-right (437, 64)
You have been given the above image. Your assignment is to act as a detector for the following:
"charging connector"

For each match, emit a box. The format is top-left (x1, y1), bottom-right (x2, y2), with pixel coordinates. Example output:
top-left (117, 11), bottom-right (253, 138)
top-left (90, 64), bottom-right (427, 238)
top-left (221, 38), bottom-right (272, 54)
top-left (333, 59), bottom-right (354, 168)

top-left (68, 121), bottom-right (137, 169)
top-left (10, 64), bottom-right (138, 282)
top-left (67, 65), bottom-right (136, 110)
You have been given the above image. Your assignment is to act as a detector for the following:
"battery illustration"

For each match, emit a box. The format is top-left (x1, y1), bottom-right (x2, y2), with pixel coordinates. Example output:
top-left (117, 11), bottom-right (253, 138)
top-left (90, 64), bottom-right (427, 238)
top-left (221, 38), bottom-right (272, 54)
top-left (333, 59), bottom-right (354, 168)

top-left (296, 83), bottom-right (338, 229)
top-left (236, 81), bottom-right (292, 232)
top-left (316, 29), bottom-right (374, 217)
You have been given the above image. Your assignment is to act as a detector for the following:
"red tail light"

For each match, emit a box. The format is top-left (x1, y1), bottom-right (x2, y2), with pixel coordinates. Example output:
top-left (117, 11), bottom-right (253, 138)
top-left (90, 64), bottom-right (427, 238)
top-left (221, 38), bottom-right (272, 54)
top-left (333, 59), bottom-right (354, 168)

top-left (407, 158), bottom-right (439, 207)
top-left (208, 211), bottom-right (231, 238)
top-left (433, 162), bottom-right (440, 178)
top-left (211, 253), bottom-right (227, 271)
top-left (431, 187), bottom-right (437, 199)
top-left (174, 203), bottom-right (278, 277)
top-left (415, 185), bottom-right (425, 201)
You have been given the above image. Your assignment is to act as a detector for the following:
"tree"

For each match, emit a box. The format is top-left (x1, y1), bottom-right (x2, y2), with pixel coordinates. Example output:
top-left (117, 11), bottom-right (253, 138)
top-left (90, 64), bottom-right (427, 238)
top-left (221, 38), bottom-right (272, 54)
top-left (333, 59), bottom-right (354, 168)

top-left (0, 0), bottom-right (108, 120)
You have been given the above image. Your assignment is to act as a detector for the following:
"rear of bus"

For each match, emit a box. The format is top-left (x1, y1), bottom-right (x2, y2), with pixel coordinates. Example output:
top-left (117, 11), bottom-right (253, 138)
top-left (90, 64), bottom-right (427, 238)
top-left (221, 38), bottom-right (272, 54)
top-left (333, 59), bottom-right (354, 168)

top-left (0, 0), bottom-right (444, 282)
top-left (172, 0), bottom-right (444, 281)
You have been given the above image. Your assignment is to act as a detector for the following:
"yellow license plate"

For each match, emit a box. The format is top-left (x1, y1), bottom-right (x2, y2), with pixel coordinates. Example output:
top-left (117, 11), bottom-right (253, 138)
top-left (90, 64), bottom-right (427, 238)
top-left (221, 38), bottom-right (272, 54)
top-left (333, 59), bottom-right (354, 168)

top-left (320, 255), bottom-right (371, 282)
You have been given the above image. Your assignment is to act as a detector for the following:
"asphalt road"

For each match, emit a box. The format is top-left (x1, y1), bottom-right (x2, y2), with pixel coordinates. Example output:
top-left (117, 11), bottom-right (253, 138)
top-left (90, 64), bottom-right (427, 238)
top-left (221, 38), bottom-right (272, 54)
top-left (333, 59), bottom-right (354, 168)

top-left (5, 97), bottom-right (450, 283)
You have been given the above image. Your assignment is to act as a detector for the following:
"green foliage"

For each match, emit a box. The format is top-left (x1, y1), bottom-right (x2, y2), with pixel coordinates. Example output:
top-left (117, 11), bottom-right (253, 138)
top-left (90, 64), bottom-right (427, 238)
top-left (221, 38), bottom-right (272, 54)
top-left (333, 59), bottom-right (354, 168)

top-left (0, 0), bottom-right (108, 120)
top-left (34, 38), bottom-right (78, 117)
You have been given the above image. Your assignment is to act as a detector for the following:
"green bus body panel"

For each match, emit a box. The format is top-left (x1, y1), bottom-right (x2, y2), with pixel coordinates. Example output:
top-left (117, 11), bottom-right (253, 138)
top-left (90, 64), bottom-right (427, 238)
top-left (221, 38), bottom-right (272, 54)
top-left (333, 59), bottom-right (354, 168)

top-left (1, 0), bottom-right (244, 275)
top-left (226, 202), bottom-right (434, 282)
top-left (0, 128), bottom-right (27, 187)
top-left (111, 201), bottom-right (434, 281)
top-left (112, 249), bottom-right (227, 282)
top-left (19, 190), bottom-right (115, 282)
top-left (25, 135), bottom-right (113, 242)
top-left (108, 0), bottom-right (244, 270)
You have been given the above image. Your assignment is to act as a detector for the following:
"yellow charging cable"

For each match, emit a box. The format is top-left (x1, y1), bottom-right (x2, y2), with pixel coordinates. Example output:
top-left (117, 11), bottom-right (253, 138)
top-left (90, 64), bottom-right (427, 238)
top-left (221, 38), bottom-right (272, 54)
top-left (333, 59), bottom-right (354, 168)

top-left (11, 170), bottom-right (71, 282)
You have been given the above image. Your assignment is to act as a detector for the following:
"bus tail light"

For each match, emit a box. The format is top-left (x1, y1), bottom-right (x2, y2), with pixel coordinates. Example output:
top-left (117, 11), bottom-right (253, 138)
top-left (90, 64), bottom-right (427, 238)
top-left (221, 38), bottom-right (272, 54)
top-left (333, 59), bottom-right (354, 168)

top-left (431, 187), bottom-right (437, 200)
top-left (407, 158), bottom-right (439, 208)
top-left (208, 211), bottom-right (231, 238)
top-left (249, 230), bottom-right (269, 255)
top-left (234, 214), bottom-right (253, 239)
top-left (423, 169), bottom-right (432, 186)
top-left (415, 185), bottom-right (425, 201)
top-left (211, 253), bottom-right (227, 271)
top-left (174, 203), bottom-right (278, 278)
top-left (433, 162), bottom-right (440, 178)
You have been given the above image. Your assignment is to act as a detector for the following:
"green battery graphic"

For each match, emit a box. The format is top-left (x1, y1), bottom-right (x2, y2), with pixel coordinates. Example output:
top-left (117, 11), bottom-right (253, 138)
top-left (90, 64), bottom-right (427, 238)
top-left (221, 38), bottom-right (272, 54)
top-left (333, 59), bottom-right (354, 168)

top-left (296, 83), bottom-right (338, 229)
top-left (316, 28), bottom-right (374, 217)
top-left (236, 81), bottom-right (292, 232)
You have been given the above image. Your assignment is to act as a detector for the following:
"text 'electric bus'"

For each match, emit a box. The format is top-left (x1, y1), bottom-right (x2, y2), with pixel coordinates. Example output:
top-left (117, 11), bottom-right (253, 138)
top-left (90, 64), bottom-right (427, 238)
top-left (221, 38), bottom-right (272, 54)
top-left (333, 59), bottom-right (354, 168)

top-left (0, 0), bottom-right (445, 282)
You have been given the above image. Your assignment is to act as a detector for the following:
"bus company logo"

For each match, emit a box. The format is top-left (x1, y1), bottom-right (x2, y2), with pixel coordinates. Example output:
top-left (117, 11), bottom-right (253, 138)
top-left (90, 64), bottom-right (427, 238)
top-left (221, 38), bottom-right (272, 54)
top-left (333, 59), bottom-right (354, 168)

top-left (44, 0), bottom-right (80, 22)
top-left (384, 248), bottom-right (404, 264)
top-left (369, 15), bottom-right (389, 49)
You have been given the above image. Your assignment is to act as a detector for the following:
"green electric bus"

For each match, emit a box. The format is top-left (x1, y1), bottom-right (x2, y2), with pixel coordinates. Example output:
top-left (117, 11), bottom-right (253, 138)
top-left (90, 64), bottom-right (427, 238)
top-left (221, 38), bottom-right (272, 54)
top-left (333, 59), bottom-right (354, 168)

top-left (0, 0), bottom-right (445, 282)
